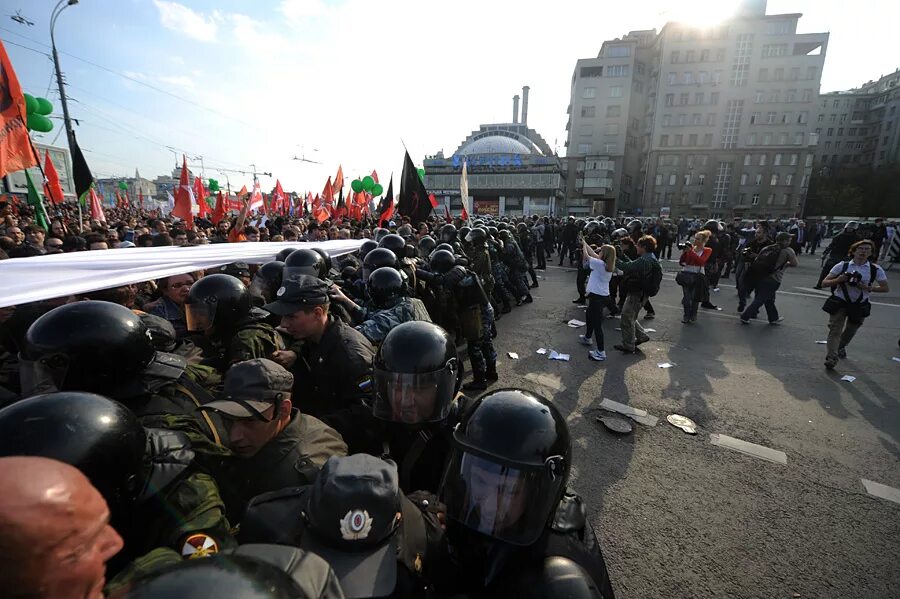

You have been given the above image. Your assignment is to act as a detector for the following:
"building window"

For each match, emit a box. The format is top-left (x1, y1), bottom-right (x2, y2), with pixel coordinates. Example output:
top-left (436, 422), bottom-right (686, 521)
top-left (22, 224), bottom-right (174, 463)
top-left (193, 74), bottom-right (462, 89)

top-left (607, 65), bottom-right (630, 77)
top-left (817, 114), bottom-right (824, 122)
top-left (684, 72), bottom-right (694, 85)
top-left (606, 45), bottom-right (631, 58)
top-left (692, 113), bottom-right (702, 125)
top-left (689, 134), bottom-right (698, 146)
top-left (711, 92), bottom-right (720, 105)
top-left (755, 90), bottom-right (764, 103)
top-left (669, 174), bottom-right (677, 186)
top-left (674, 134), bottom-right (683, 146)
top-left (755, 174), bottom-right (763, 185)
top-left (759, 154), bottom-right (767, 166)
top-left (774, 68), bottom-right (784, 81)
top-left (677, 113), bottom-right (686, 126)
top-left (762, 44), bottom-right (788, 58)
top-left (759, 68), bottom-right (769, 82)
top-left (684, 173), bottom-right (692, 185)
top-left (671, 51), bottom-right (680, 64)
top-left (785, 173), bottom-right (793, 185)
top-left (660, 135), bottom-right (669, 147)
top-left (610, 86), bottom-right (623, 98)
top-left (767, 111), bottom-right (777, 124)
top-left (667, 72), bottom-right (677, 85)
top-left (699, 71), bottom-right (708, 84)
top-left (662, 114), bottom-right (671, 126)
top-left (605, 143), bottom-right (616, 153)
top-left (827, 128), bottom-right (834, 136)
top-left (744, 154), bottom-right (752, 166)
top-left (665, 94), bottom-right (674, 106)
top-left (752, 193), bottom-right (760, 205)
top-left (701, 49), bottom-right (710, 62)
top-left (579, 124), bottom-right (594, 136)
top-left (807, 66), bottom-right (818, 80)
top-left (581, 106), bottom-right (596, 117)
top-left (793, 132), bottom-right (804, 145)
top-left (686, 50), bottom-right (696, 62)
top-left (680, 93), bottom-right (690, 105)
top-left (698, 173), bottom-right (706, 185)
top-left (779, 133), bottom-right (788, 144)
top-left (577, 143), bottom-right (592, 154)
top-left (805, 154), bottom-right (813, 167)
top-left (798, 112), bottom-right (808, 124)
top-left (655, 174), bottom-right (663, 186)
top-left (770, 174), bottom-right (779, 186)
top-left (763, 133), bottom-right (772, 145)
top-left (695, 92), bottom-right (704, 105)
top-left (750, 112), bottom-right (760, 124)
top-left (605, 124), bottom-right (620, 135)
top-left (790, 153), bottom-right (798, 166)
top-left (774, 153), bottom-right (782, 166)
top-left (703, 133), bottom-right (713, 145)
top-left (740, 173), bottom-right (748, 185)
top-left (748, 133), bottom-right (757, 145)
top-left (801, 174), bottom-right (809, 187)
top-left (583, 87), bottom-right (596, 99)
top-left (706, 113), bottom-right (716, 125)
top-left (606, 105), bottom-right (621, 117)
top-left (837, 127), bottom-right (844, 136)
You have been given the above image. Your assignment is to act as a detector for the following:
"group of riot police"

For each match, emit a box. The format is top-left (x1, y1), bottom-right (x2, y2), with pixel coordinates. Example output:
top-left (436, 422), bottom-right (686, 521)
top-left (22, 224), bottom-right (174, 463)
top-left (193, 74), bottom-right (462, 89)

top-left (0, 217), bottom-right (615, 598)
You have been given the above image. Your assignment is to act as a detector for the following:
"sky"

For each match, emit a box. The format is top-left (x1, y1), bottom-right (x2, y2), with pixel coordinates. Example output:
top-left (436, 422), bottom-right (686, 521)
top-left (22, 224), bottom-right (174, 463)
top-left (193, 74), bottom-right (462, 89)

top-left (2, 0), bottom-right (898, 194)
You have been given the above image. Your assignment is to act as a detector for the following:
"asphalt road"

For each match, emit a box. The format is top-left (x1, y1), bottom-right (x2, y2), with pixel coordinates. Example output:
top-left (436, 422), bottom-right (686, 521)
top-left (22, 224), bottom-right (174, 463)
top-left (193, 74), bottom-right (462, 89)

top-left (484, 250), bottom-right (900, 599)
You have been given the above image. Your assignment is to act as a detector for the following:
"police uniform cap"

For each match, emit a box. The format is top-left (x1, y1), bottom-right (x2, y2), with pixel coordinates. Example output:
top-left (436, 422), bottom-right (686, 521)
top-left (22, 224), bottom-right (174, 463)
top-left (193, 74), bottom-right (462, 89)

top-left (263, 275), bottom-right (330, 316)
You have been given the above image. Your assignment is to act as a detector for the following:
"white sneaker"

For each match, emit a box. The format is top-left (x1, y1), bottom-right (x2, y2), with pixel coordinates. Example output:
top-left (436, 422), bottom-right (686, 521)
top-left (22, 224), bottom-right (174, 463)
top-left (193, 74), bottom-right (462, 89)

top-left (578, 335), bottom-right (592, 346)
top-left (589, 350), bottom-right (607, 361)
top-left (712, 287), bottom-right (721, 293)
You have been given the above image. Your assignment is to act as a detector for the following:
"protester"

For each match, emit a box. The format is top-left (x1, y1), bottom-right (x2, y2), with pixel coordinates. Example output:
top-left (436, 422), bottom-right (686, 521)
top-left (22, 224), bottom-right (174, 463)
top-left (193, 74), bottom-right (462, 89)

top-left (614, 235), bottom-right (660, 354)
top-left (580, 239), bottom-right (615, 361)
top-left (740, 232), bottom-right (798, 325)
top-left (677, 230), bottom-right (712, 324)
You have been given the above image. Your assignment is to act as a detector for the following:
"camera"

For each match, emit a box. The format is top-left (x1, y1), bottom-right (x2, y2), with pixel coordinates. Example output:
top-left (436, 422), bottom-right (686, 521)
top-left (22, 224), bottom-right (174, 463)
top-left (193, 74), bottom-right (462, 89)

top-left (846, 271), bottom-right (863, 287)
top-left (677, 242), bottom-right (689, 250)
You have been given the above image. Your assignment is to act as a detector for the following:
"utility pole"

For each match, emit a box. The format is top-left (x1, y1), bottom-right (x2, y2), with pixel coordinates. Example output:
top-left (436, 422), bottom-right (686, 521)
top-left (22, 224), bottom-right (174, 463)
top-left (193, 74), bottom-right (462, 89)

top-left (50, 0), bottom-right (79, 154)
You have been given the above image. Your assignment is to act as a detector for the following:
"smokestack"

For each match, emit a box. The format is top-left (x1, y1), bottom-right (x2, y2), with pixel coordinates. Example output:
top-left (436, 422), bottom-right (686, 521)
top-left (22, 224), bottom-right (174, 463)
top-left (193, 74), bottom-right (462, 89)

top-left (512, 95), bottom-right (520, 123)
top-left (521, 85), bottom-right (530, 127)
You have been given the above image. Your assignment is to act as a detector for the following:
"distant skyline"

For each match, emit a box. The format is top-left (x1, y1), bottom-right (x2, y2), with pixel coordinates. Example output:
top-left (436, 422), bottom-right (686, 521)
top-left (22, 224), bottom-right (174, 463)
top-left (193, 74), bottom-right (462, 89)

top-left (3, 0), bottom-right (897, 193)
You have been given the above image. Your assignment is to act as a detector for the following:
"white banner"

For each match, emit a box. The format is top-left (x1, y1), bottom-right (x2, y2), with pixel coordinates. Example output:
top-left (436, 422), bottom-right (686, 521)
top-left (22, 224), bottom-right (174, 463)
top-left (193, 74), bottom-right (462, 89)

top-left (0, 240), bottom-right (362, 308)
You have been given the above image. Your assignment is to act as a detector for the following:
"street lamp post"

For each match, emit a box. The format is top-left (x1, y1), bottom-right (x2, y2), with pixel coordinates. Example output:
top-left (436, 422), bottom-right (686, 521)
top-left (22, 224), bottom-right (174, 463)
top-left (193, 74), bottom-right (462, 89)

top-left (50, 0), bottom-right (79, 153)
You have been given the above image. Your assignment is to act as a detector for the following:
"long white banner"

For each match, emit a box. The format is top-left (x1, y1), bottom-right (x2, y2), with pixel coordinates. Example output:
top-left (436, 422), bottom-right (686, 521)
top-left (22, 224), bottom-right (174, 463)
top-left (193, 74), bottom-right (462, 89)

top-left (0, 240), bottom-right (363, 308)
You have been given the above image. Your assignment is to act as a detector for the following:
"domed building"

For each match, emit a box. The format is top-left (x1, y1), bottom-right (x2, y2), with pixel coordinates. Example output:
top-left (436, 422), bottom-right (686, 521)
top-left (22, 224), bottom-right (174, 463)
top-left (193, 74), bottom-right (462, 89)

top-left (423, 87), bottom-right (566, 217)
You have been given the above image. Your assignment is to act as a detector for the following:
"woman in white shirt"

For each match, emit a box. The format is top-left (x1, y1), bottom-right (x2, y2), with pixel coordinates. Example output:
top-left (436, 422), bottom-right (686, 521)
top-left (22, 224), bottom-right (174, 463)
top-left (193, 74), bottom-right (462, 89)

top-left (579, 239), bottom-right (616, 361)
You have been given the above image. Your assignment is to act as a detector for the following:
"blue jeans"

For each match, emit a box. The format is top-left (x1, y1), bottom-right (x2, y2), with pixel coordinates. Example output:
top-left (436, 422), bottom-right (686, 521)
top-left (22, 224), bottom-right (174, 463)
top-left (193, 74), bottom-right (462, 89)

top-left (679, 272), bottom-right (702, 320)
top-left (741, 277), bottom-right (780, 322)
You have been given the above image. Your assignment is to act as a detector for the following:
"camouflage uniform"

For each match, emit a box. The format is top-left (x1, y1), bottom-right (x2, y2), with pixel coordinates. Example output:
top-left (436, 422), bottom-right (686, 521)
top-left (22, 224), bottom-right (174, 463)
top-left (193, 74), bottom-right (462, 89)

top-left (487, 242), bottom-right (515, 310)
top-left (355, 297), bottom-right (433, 344)
top-left (204, 310), bottom-right (285, 373)
top-left (501, 240), bottom-right (531, 299)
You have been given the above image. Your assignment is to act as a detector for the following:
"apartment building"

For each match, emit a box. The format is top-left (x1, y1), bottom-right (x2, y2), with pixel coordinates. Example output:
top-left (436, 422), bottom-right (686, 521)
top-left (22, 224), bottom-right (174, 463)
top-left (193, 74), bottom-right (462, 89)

top-left (564, 0), bottom-right (828, 219)
top-left (815, 69), bottom-right (900, 170)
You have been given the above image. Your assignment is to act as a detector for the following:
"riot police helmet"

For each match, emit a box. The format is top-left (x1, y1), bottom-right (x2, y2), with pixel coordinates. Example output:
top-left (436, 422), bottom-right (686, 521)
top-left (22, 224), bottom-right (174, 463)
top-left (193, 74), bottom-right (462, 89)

top-left (359, 239), bottom-right (379, 260)
top-left (440, 388), bottom-right (571, 546)
top-left (498, 229), bottom-right (513, 242)
top-left (417, 235), bottom-right (437, 258)
top-left (465, 228), bottom-right (487, 246)
top-left (495, 556), bottom-right (605, 599)
top-left (378, 233), bottom-right (407, 261)
top-left (439, 223), bottom-right (457, 243)
top-left (458, 225), bottom-right (472, 240)
top-left (429, 249), bottom-right (456, 275)
top-left (367, 267), bottom-right (407, 310)
top-left (362, 247), bottom-right (399, 281)
top-left (626, 219), bottom-right (643, 234)
top-left (185, 273), bottom-right (251, 333)
top-left (434, 243), bottom-right (454, 255)
top-left (0, 391), bottom-right (145, 511)
top-left (311, 247), bottom-right (333, 276)
top-left (487, 226), bottom-right (499, 238)
top-left (843, 221), bottom-right (859, 232)
top-left (284, 248), bottom-right (326, 280)
top-left (702, 219), bottom-right (721, 234)
top-left (249, 260), bottom-right (285, 303)
top-left (373, 227), bottom-right (390, 242)
top-left (275, 247), bottom-right (299, 263)
top-left (22, 301), bottom-right (156, 395)
top-left (373, 321), bottom-right (458, 425)
top-left (138, 312), bottom-right (178, 353)
top-left (611, 227), bottom-right (629, 241)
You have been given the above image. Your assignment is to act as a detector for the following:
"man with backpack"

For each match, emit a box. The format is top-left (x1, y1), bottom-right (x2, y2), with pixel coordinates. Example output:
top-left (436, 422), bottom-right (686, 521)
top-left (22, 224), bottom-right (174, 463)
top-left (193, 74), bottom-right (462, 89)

top-left (740, 232), bottom-right (798, 325)
top-left (614, 235), bottom-right (662, 353)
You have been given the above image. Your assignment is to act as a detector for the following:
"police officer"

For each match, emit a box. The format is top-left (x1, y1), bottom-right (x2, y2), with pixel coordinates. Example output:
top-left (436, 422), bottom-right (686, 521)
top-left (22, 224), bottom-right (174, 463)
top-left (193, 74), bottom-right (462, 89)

top-left (185, 274), bottom-right (285, 372)
top-left (249, 260), bottom-right (285, 304)
top-left (197, 358), bottom-right (347, 519)
top-left (436, 388), bottom-right (615, 598)
top-left (0, 392), bottom-right (236, 579)
top-left (284, 248), bottom-right (329, 281)
top-left (265, 275), bottom-right (376, 454)
top-left (498, 229), bottom-right (533, 305)
top-left (372, 321), bottom-right (470, 493)
top-left (240, 454), bottom-right (443, 599)
top-left (380, 233), bottom-right (418, 291)
top-left (20, 301), bottom-right (231, 465)
top-left (214, 261), bottom-right (252, 288)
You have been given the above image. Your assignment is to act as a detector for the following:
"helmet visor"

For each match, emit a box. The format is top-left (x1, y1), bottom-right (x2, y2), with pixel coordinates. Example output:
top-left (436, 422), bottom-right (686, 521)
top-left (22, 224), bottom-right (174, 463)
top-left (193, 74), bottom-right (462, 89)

top-left (441, 450), bottom-right (560, 546)
top-left (283, 265), bottom-right (320, 281)
top-left (184, 301), bottom-right (216, 332)
top-left (249, 274), bottom-right (273, 302)
top-left (18, 355), bottom-right (65, 396)
top-left (372, 362), bottom-right (456, 424)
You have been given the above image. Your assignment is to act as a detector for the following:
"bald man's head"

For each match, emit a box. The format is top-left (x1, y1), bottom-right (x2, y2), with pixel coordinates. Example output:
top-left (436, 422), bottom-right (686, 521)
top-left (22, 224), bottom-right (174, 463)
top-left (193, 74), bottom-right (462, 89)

top-left (0, 457), bottom-right (123, 598)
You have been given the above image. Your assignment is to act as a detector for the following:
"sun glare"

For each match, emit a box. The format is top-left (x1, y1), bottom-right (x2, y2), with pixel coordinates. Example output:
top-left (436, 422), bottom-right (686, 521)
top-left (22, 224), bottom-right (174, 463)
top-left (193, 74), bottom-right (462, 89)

top-left (667, 0), bottom-right (739, 27)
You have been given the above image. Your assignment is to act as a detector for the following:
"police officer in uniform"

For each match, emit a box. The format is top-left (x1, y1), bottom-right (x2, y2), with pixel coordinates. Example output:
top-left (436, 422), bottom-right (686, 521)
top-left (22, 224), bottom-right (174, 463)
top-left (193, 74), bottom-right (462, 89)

top-left (185, 274), bottom-right (285, 373)
top-left (20, 301), bottom-right (232, 467)
top-left (464, 227), bottom-right (499, 321)
top-left (372, 321), bottom-right (470, 494)
top-left (197, 358), bottom-right (347, 520)
top-left (265, 276), bottom-right (376, 454)
top-left (0, 392), bottom-right (236, 581)
top-left (240, 454), bottom-right (442, 599)
top-left (436, 388), bottom-right (615, 598)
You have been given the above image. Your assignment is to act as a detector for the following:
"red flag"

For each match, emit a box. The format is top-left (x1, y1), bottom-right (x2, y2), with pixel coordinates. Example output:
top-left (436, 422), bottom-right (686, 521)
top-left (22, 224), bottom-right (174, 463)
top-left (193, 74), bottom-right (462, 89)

top-left (273, 179), bottom-right (286, 215)
top-left (322, 177), bottom-right (334, 214)
top-left (193, 176), bottom-right (209, 218)
top-left (314, 205), bottom-right (330, 223)
top-left (444, 205), bottom-right (451, 223)
top-left (171, 155), bottom-right (194, 229)
top-left (371, 170), bottom-right (379, 184)
top-left (212, 190), bottom-right (226, 224)
top-left (43, 151), bottom-right (65, 205)
top-left (88, 186), bottom-right (106, 222)
top-left (461, 203), bottom-right (469, 222)
top-left (0, 41), bottom-right (38, 178)
top-left (429, 193), bottom-right (439, 209)
top-left (138, 189), bottom-right (145, 210)
top-left (377, 176), bottom-right (394, 226)
top-left (248, 180), bottom-right (265, 213)
top-left (334, 166), bottom-right (344, 195)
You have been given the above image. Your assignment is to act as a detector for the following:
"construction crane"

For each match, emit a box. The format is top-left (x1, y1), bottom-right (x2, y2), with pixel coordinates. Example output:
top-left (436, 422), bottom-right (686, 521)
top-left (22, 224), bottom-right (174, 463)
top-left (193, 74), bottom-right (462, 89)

top-left (292, 146), bottom-right (321, 164)
top-left (9, 10), bottom-right (34, 26)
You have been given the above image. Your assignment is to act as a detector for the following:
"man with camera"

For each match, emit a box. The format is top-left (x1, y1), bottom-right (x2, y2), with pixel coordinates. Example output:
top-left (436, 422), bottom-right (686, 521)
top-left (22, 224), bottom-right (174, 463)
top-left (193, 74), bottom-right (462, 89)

top-left (821, 239), bottom-right (890, 370)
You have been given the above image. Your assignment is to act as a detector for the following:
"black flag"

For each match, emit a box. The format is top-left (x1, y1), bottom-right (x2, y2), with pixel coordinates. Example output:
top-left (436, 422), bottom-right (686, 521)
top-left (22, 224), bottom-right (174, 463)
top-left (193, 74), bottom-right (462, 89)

top-left (70, 131), bottom-right (94, 201)
top-left (397, 151), bottom-right (432, 225)
top-left (377, 176), bottom-right (394, 226)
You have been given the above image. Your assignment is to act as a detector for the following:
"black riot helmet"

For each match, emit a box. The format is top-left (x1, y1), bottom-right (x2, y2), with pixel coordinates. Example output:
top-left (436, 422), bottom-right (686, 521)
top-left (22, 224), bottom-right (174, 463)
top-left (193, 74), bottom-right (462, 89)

top-left (284, 248), bottom-right (326, 280)
top-left (418, 235), bottom-right (437, 258)
top-left (458, 226), bottom-right (472, 242)
top-left (497, 229), bottom-right (513, 243)
top-left (434, 242), bottom-right (454, 255)
top-left (379, 233), bottom-right (407, 261)
top-left (138, 312), bottom-right (178, 353)
top-left (465, 227), bottom-right (487, 246)
top-left (487, 226), bottom-right (499, 238)
top-left (362, 247), bottom-right (399, 281)
top-left (249, 260), bottom-right (285, 303)
top-left (429, 249), bottom-right (456, 274)
top-left (626, 219), bottom-right (643, 234)
top-left (584, 221), bottom-right (600, 236)
top-left (516, 222), bottom-right (528, 235)
top-left (373, 227), bottom-right (390, 242)
top-left (0, 391), bottom-right (146, 511)
top-left (311, 247), bottom-right (333, 276)
top-left (440, 388), bottom-right (571, 546)
top-left (611, 227), bottom-right (629, 241)
top-left (367, 267), bottom-right (406, 309)
top-left (439, 223), bottom-right (457, 243)
top-left (22, 301), bottom-right (156, 396)
top-left (494, 556), bottom-right (605, 599)
top-left (602, 217), bottom-right (615, 230)
top-left (373, 321), bottom-right (458, 425)
top-left (702, 219), bottom-right (721, 234)
top-left (275, 247), bottom-right (299, 262)
top-left (185, 273), bottom-right (251, 333)
top-left (121, 555), bottom-right (312, 599)
top-left (359, 239), bottom-right (379, 261)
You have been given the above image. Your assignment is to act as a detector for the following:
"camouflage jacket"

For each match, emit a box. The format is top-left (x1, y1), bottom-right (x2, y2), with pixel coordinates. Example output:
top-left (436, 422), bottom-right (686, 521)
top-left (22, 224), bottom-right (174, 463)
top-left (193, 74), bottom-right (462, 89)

top-left (355, 297), bottom-right (433, 344)
top-left (467, 246), bottom-right (494, 294)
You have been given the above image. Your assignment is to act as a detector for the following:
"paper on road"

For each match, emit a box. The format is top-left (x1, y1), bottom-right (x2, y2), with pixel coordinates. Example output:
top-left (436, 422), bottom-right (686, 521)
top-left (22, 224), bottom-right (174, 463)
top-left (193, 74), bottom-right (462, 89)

top-left (549, 351), bottom-right (571, 361)
top-left (536, 348), bottom-right (547, 355)
top-left (567, 319), bottom-right (586, 327)
top-left (892, 357), bottom-right (900, 362)
top-left (840, 375), bottom-right (856, 382)
top-left (507, 352), bottom-right (519, 359)
top-left (658, 362), bottom-right (676, 369)
top-left (815, 340), bottom-right (828, 344)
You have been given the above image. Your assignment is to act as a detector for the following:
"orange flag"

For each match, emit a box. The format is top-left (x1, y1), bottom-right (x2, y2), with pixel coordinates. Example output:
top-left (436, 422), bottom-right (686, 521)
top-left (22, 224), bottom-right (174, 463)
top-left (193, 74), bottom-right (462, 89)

top-left (171, 155), bottom-right (194, 229)
top-left (334, 165), bottom-right (344, 195)
top-left (192, 175), bottom-right (209, 218)
top-left (0, 41), bottom-right (38, 179)
top-left (43, 150), bottom-right (65, 205)
top-left (322, 176), bottom-right (334, 212)
top-left (212, 191), bottom-right (225, 224)
top-left (88, 186), bottom-right (106, 222)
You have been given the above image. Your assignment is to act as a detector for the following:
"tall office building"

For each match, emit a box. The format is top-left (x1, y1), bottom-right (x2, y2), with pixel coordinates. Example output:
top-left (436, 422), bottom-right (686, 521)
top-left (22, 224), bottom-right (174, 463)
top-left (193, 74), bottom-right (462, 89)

top-left (564, 0), bottom-right (828, 219)
top-left (814, 69), bottom-right (900, 170)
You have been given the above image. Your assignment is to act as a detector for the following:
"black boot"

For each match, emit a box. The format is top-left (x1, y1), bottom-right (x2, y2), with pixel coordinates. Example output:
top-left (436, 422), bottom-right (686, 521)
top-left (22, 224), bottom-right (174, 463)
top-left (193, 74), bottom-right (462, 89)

top-left (463, 373), bottom-right (488, 391)
top-left (524, 294), bottom-right (533, 304)
top-left (572, 296), bottom-right (586, 304)
top-left (486, 365), bottom-right (498, 381)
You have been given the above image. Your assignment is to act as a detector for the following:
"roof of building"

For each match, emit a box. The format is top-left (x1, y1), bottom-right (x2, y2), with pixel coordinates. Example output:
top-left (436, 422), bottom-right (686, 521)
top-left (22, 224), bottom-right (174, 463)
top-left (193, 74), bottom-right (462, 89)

top-left (457, 134), bottom-right (535, 156)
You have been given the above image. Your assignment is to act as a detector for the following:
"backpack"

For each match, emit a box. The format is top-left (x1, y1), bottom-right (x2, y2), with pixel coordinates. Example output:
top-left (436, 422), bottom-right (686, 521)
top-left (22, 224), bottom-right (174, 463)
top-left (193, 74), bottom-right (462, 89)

top-left (746, 243), bottom-right (782, 280)
top-left (642, 259), bottom-right (664, 297)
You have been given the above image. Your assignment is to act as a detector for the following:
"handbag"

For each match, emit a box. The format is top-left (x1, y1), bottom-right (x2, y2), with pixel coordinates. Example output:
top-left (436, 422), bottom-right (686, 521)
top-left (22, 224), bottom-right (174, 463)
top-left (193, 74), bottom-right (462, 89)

top-left (821, 295), bottom-right (846, 315)
top-left (675, 271), bottom-right (696, 287)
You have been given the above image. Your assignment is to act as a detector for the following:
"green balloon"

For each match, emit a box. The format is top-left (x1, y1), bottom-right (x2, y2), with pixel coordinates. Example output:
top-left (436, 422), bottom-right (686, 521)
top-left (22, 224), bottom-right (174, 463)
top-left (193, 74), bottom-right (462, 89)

top-left (371, 183), bottom-right (384, 196)
top-left (351, 179), bottom-right (364, 193)
top-left (118, 181), bottom-right (128, 190)
top-left (208, 179), bottom-right (220, 192)
top-left (24, 93), bottom-right (38, 115)
top-left (26, 113), bottom-right (53, 132)
top-left (417, 168), bottom-right (425, 180)
top-left (362, 176), bottom-right (375, 191)
top-left (35, 97), bottom-right (53, 116)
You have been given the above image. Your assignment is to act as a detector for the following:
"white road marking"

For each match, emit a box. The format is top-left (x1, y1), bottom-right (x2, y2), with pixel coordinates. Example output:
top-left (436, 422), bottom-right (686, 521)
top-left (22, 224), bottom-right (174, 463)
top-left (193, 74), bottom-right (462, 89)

top-left (524, 372), bottom-right (565, 392)
top-left (598, 398), bottom-right (659, 427)
top-left (709, 433), bottom-right (788, 465)
top-left (861, 479), bottom-right (900, 505)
